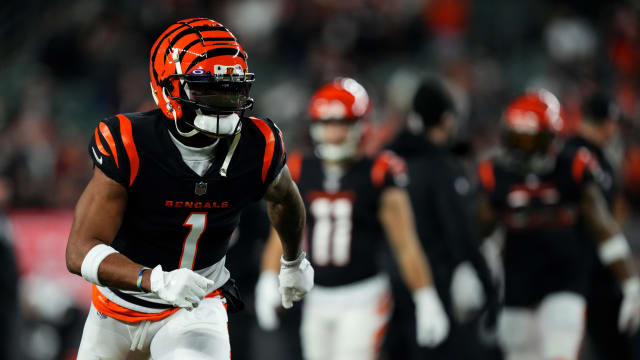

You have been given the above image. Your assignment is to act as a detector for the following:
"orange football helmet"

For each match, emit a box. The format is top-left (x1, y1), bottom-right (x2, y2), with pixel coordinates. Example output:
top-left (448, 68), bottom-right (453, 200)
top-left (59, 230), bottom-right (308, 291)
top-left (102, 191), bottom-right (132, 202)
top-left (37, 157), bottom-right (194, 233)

top-left (308, 77), bottom-right (371, 161)
top-left (149, 18), bottom-right (254, 136)
top-left (502, 89), bottom-right (563, 171)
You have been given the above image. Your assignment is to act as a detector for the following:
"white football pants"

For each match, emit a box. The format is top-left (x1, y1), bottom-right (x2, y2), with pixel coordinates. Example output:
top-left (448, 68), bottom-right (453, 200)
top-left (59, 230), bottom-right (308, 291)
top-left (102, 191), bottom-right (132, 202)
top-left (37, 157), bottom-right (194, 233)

top-left (300, 273), bottom-right (393, 360)
top-left (498, 292), bottom-right (586, 360)
top-left (77, 297), bottom-right (229, 360)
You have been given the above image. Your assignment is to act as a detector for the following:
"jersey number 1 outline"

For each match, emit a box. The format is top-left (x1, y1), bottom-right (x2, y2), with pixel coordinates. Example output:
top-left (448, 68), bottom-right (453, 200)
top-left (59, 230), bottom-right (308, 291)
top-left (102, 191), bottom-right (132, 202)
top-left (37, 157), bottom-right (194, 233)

top-left (310, 198), bottom-right (353, 266)
top-left (179, 213), bottom-right (207, 269)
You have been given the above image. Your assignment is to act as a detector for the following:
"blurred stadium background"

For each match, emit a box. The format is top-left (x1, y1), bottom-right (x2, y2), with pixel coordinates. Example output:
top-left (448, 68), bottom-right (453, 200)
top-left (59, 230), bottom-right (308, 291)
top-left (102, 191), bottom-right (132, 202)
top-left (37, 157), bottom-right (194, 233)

top-left (1, 0), bottom-right (640, 359)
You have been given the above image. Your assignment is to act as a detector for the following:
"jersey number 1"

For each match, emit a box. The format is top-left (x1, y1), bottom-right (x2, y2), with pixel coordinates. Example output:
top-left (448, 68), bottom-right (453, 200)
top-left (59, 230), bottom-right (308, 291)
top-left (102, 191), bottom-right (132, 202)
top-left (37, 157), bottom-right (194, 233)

top-left (180, 213), bottom-right (207, 269)
top-left (310, 198), bottom-right (353, 266)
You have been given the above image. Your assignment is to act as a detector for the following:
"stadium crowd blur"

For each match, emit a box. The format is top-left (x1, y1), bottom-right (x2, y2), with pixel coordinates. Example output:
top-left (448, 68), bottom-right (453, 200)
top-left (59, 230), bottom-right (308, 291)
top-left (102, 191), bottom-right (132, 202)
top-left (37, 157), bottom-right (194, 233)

top-left (2, 0), bottom-right (640, 359)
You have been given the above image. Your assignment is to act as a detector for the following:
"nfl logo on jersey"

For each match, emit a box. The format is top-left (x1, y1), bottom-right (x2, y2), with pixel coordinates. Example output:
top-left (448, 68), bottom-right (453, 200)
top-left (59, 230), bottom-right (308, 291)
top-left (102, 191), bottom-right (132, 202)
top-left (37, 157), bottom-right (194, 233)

top-left (195, 181), bottom-right (207, 196)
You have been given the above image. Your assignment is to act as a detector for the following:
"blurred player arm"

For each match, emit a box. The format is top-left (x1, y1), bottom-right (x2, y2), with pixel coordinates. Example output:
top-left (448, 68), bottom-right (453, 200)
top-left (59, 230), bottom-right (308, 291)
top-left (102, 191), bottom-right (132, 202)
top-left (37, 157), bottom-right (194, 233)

top-left (581, 182), bottom-right (640, 334)
top-left (264, 165), bottom-right (306, 261)
top-left (379, 186), bottom-right (450, 346)
top-left (581, 183), bottom-right (637, 282)
top-left (378, 187), bottom-right (433, 290)
top-left (65, 167), bottom-right (151, 291)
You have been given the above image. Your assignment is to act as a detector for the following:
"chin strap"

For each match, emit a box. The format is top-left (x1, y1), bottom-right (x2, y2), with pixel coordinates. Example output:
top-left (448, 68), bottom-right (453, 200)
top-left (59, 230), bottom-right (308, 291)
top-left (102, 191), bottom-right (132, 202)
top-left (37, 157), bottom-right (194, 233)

top-left (220, 132), bottom-right (242, 177)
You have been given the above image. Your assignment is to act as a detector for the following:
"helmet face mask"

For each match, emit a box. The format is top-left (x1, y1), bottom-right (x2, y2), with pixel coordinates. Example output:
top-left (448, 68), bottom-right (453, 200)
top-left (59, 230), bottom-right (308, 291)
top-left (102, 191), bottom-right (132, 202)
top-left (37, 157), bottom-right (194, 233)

top-left (149, 19), bottom-right (255, 137)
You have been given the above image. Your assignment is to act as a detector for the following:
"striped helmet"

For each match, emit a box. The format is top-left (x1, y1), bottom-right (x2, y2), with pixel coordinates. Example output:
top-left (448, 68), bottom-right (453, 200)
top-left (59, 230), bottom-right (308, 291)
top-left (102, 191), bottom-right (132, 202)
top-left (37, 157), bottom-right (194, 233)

top-left (149, 18), bottom-right (254, 132)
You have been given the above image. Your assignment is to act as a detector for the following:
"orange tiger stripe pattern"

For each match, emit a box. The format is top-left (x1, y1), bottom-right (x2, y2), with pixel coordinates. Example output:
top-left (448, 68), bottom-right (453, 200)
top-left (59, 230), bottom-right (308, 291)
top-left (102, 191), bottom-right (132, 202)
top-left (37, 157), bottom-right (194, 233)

top-left (99, 122), bottom-right (119, 168)
top-left (251, 118), bottom-right (276, 183)
top-left (116, 114), bottom-right (140, 187)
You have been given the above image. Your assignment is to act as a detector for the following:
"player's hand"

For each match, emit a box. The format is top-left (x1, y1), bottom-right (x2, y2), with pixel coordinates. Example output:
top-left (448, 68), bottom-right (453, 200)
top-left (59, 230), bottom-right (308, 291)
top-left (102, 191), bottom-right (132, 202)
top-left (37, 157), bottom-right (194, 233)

top-left (255, 270), bottom-right (282, 330)
top-left (278, 251), bottom-right (314, 309)
top-left (451, 261), bottom-right (486, 322)
top-left (619, 277), bottom-right (640, 335)
top-left (150, 265), bottom-right (214, 311)
top-left (413, 286), bottom-right (450, 347)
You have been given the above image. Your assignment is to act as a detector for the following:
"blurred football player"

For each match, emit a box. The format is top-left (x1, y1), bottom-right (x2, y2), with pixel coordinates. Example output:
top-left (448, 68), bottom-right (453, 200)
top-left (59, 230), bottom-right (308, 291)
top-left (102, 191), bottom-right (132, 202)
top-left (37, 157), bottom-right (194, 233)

top-left (386, 78), bottom-right (496, 360)
top-left (476, 89), bottom-right (640, 360)
top-left (65, 18), bottom-right (313, 360)
top-left (567, 91), bottom-right (636, 359)
top-left (255, 77), bottom-right (449, 360)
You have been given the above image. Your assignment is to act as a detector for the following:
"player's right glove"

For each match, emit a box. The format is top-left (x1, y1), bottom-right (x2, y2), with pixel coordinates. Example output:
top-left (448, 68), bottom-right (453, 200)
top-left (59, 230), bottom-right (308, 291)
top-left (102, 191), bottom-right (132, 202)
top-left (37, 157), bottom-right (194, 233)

top-left (619, 277), bottom-right (640, 335)
top-left (255, 270), bottom-right (282, 330)
top-left (150, 265), bottom-right (214, 311)
top-left (278, 251), bottom-right (314, 309)
top-left (413, 286), bottom-right (450, 347)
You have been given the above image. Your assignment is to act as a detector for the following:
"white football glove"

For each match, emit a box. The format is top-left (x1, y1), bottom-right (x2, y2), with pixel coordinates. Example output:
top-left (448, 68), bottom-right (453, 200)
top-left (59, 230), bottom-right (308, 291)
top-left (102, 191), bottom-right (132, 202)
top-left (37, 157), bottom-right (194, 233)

top-left (619, 277), bottom-right (640, 335)
top-left (278, 251), bottom-right (314, 309)
top-left (451, 261), bottom-right (486, 322)
top-left (414, 286), bottom-right (450, 347)
top-left (255, 270), bottom-right (282, 330)
top-left (150, 265), bottom-right (214, 311)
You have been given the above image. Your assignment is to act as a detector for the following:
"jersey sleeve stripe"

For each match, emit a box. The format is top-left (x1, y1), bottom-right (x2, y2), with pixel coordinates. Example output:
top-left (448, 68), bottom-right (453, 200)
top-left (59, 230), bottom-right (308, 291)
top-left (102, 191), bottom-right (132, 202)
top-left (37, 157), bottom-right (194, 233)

top-left (287, 151), bottom-right (303, 183)
top-left (250, 117), bottom-right (276, 182)
top-left (99, 122), bottom-right (119, 168)
top-left (371, 153), bottom-right (392, 187)
top-left (116, 114), bottom-right (140, 187)
top-left (572, 147), bottom-right (592, 183)
top-left (478, 160), bottom-right (496, 192)
top-left (94, 128), bottom-right (111, 156)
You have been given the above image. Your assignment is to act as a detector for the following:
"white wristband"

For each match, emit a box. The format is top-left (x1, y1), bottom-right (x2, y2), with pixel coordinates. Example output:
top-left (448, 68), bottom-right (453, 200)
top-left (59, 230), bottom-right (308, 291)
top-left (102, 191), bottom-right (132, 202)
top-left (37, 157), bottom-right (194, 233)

top-left (81, 243), bottom-right (119, 286)
top-left (599, 233), bottom-right (631, 265)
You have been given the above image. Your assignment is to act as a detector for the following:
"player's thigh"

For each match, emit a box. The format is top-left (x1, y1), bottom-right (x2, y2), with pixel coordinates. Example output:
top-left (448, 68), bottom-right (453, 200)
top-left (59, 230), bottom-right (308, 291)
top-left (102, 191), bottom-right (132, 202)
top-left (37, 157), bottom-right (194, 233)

top-left (497, 306), bottom-right (537, 358)
top-left (150, 297), bottom-right (230, 360)
top-left (300, 302), bottom-right (335, 360)
top-left (77, 304), bottom-right (150, 360)
top-left (333, 292), bottom-right (393, 360)
top-left (537, 292), bottom-right (586, 360)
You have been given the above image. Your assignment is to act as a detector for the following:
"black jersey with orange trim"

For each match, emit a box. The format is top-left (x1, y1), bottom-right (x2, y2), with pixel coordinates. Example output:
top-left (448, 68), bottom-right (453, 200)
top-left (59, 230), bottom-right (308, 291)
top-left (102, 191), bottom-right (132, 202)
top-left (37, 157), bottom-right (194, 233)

top-left (88, 109), bottom-right (286, 273)
top-left (477, 148), bottom-right (597, 306)
top-left (289, 151), bottom-right (408, 287)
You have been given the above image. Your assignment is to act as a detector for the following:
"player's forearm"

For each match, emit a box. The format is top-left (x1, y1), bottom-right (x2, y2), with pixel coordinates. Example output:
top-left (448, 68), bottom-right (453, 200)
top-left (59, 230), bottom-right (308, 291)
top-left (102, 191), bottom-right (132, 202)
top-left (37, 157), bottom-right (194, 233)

top-left (261, 227), bottom-right (284, 272)
top-left (395, 242), bottom-right (432, 291)
top-left (266, 183), bottom-right (305, 261)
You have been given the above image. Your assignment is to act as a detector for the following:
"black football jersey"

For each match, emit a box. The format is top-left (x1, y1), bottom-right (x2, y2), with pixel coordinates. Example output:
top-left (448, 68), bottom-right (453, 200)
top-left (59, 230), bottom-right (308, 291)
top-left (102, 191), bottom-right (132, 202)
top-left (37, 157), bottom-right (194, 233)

top-left (88, 109), bottom-right (285, 286)
top-left (288, 151), bottom-right (407, 287)
top-left (477, 147), bottom-right (597, 306)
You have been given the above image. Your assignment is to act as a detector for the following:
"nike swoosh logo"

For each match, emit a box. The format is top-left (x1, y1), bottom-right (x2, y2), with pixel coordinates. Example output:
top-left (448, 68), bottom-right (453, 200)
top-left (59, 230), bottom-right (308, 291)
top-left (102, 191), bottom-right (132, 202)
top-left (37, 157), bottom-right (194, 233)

top-left (92, 147), bottom-right (103, 165)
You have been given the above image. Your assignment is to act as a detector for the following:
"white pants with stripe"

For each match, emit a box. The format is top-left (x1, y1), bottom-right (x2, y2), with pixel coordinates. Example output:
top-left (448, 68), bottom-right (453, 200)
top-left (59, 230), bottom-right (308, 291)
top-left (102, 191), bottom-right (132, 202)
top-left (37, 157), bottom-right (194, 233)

top-left (498, 292), bottom-right (586, 360)
top-left (77, 297), bottom-right (229, 360)
top-left (300, 273), bottom-right (393, 360)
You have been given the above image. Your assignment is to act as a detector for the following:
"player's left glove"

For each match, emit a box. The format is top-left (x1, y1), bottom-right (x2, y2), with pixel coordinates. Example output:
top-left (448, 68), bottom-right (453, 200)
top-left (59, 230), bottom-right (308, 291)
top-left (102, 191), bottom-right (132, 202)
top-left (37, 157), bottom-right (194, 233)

top-left (619, 277), bottom-right (640, 335)
top-left (451, 261), bottom-right (486, 322)
top-left (413, 286), bottom-right (450, 347)
top-left (278, 251), bottom-right (314, 309)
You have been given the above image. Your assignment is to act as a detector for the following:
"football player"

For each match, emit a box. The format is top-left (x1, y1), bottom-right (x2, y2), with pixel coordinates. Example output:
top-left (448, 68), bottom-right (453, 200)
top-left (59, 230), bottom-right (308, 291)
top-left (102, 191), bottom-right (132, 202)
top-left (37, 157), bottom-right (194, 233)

top-left (65, 18), bottom-right (313, 360)
top-left (254, 77), bottom-right (449, 360)
top-left (476, 90), bottom-right (640, 360)
top-left (566, 92), bottom-right (636, 359)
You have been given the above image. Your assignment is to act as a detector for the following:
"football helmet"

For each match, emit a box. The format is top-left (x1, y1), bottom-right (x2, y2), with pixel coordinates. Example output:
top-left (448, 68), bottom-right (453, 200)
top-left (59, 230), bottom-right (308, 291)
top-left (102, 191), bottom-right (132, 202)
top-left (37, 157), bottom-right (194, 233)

top-left (308, 77), bottom-right (370, 161)
top-left (149, 18), bottom-right (254, 137)
top-left (501, 89), bottom-right (563, 172)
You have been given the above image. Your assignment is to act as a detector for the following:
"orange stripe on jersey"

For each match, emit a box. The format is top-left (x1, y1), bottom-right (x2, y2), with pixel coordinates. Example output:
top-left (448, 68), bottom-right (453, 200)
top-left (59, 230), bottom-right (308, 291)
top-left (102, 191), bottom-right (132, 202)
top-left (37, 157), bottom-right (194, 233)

top-left (99, 122), bottom-right (119, 168)
top-left (371, 153), bottom-right (393, 187)
top-left (478, 160), bottom-right (496, 192)
top-left (91, 285), bottom-right (223, 323)
top-left (116, 114), bottom-right (139, 187)
top-left (250, 117), bottom-right (276, 182)
top-left (572, 148), bottom-right (592, 184)
top-left (94, 128), bottom-right (110, 156)
top-left (287, 151), bottom-right (303, 183)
